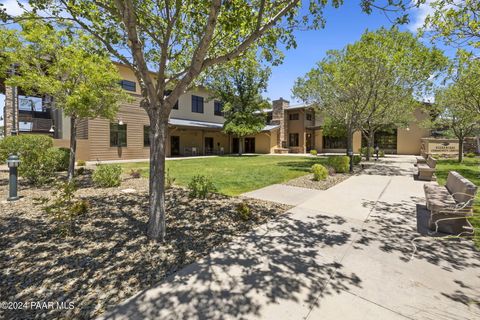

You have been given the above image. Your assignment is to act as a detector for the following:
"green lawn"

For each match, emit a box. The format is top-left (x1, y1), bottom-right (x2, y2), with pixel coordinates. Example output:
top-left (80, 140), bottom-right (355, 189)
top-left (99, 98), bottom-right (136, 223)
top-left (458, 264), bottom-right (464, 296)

top-left (121, 155), bottom-right (327, 196)
top-left (436, 157), bottom-right (480, 246)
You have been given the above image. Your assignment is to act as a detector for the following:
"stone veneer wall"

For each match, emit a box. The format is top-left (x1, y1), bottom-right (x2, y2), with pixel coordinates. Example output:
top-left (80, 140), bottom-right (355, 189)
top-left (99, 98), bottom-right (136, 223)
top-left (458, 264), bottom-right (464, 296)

top-left (271, 98), bottom-right (289, 148)
top-left (3, 85), bottom-right (18, 137)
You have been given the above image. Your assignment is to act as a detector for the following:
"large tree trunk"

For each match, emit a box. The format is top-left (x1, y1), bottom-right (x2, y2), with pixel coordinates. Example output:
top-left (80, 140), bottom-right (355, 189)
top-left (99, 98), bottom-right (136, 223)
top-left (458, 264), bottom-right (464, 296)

top-left (458, 137), bottom-right (464, 163)
top-left (67, 115), bottom-right (77, 182)
top-left (347, 129), bottom-right (354, 173)
top-left (147, 113), bottom-right (168, 241)
top-left (366, 132), bottom-right (374, 161)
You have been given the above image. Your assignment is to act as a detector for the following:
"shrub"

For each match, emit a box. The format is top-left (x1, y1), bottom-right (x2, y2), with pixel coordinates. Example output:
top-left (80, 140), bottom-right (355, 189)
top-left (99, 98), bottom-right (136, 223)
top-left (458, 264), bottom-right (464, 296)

top-left (310, 149), bottom-right (318, 156)
top-left (353, 155), bottom-right (362, 165)
top-left (327, 156), bottom-right (350, 173)
top-left (42, 181), bottom-right (89, 236)
top-left (165, 168), bottom-right (176, 189)
top-left (359, 147), bottom-right (374, 157)
top-left (92, 164), bottom-right (122, 187)
top-left (47, 147), bottom-right (70, 172)
top-left (129, 169), bottom-right (141, 179)
top-left (0, 134), bottom-right (56, 185)
top-left (466, 152), bottom-right (476, 158)
top-left (236, 201), bottom-right (252, 221)
top-left (188, 175), bottom-right (217, 199)
top-left (77, 160), bottom-right (86, 166)
top-left (311, 164), bottom-right (328, 181)
top-left (379, 150), bottom-right (385, 157)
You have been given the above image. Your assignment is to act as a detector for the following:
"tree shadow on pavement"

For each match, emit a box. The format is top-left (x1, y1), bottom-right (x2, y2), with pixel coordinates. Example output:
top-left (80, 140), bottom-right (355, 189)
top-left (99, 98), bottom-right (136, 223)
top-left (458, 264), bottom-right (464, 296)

top-left (100, 213), bottom-right (361, 320)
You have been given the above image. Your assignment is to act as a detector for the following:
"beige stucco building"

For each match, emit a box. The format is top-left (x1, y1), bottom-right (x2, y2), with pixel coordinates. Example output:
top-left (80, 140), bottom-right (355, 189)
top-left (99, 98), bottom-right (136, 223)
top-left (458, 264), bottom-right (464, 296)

top-left (2, 64), bottom-right (431, 161)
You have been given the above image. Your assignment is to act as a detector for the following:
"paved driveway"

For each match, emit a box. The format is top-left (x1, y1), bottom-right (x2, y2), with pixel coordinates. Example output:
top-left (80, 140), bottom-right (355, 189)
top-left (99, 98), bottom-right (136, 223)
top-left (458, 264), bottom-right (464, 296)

top-left (100, 156), bottom-right (479, 320)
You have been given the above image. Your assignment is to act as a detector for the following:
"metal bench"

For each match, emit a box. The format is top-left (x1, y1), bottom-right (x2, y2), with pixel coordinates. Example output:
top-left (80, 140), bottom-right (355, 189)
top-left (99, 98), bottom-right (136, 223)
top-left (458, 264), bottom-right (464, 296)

top-left (424, 171), bottom-right (477, 234)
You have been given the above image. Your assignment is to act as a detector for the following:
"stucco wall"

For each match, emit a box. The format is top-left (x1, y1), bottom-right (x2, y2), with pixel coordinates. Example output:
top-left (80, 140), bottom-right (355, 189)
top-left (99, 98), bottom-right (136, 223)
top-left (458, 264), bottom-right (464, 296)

top-left (253, 130), bottom-right (279, 154)
top-left (397, 108), bottom-right (430, 155)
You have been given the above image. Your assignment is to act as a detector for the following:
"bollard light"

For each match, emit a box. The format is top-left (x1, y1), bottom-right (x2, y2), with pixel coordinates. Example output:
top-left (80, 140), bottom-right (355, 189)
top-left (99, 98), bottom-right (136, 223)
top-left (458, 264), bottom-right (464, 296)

top-left (348, 150), bottom-right (354, 173)
top-left (7, 154), bottom-right (20, 201)
top-left (375, 146), bottom-right (380, 161)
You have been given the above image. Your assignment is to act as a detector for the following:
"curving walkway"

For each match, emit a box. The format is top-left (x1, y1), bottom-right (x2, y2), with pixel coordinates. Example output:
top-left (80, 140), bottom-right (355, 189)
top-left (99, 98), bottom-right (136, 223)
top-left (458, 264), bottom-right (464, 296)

top-left (100, 156), bottom-right (479, 320)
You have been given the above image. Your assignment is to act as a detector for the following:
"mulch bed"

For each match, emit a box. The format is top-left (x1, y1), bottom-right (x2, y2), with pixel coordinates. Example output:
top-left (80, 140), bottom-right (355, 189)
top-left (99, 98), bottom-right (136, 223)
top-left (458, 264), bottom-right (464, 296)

top-left (0, 171), bottom-right (291, 320)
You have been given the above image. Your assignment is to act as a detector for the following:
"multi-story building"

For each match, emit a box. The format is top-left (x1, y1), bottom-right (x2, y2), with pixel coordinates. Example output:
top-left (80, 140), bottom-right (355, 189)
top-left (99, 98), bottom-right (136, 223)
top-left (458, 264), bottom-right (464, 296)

top-left (2, 63), bottom-right (430, 161)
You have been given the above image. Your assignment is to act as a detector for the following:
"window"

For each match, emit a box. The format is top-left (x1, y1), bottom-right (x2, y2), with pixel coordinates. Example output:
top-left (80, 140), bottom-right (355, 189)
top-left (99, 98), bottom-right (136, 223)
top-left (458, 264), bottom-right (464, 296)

top-left (214, 101), bottom-right (223, 116)
top-left (323, 136), bottom-right (347, 149)
top-left (289, 113), bottom-right (299, 120)
top-left (306, 113), bottom-right (312, 121)
top-left (110, 123), bottom-right (127, 147)
top-left (120, 80), bottom-right (136, 92)
top-left (289, 133), bottom-right (299, 147)
top-left (191, 95), bottom-right (204, 113)
top-left (173, 100), bottom-right (179, 110)
top-left (144, 125), bottom-right (150, 146)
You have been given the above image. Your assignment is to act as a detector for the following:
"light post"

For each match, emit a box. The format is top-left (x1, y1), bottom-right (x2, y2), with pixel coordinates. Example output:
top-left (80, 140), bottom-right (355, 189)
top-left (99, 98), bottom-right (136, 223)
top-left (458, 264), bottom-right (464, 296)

top-left (375, 145), bottom-right (380, 161)
top-left (7, 154), bottom-right (20, 201)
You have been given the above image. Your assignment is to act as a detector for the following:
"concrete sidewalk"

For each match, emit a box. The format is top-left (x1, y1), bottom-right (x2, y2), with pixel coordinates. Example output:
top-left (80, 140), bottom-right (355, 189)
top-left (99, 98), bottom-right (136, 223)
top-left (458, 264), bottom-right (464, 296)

top-left (100, 155), bottom-right (479, 320)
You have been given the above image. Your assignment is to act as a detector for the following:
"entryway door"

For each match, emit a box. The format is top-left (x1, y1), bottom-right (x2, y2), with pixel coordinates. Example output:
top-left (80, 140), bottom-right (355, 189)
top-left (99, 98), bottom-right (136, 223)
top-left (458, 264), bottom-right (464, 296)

top-left (306, 133), bottom-right (313, 152)
top-left (244, 138), bottom-right (255, 153)
top-left (204, 137), bottom-right (214, 155)
top-left (232, 138), bottom-right (239, 153)
top-left (171, 136), bottom-right (180, 156)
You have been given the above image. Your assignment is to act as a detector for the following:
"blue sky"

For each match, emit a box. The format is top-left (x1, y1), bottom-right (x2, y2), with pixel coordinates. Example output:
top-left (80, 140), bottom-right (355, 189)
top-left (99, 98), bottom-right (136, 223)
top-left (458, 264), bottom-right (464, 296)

top-left (0, 0), bottom-right (449, 127)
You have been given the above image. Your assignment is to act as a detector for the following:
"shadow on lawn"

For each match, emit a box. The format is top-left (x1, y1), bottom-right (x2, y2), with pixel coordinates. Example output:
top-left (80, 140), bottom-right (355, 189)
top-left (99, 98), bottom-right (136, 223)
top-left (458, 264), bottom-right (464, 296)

top-left (275, 158), bottom-right (326, 172)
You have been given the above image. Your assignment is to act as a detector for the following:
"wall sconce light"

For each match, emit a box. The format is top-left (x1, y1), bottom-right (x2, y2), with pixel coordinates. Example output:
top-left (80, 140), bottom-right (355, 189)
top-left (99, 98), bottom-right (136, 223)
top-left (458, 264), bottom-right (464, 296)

top-left (118, 119), bottom-right (124, 125)
top-left (49, 125), bottom-right (55, 133)
top-left (406, 127), bottom-right (410, 131)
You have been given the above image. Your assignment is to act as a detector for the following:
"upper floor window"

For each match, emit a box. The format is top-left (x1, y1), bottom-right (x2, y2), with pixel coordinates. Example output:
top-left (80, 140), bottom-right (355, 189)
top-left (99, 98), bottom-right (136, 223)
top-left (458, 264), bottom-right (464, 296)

top-left (120, 80), bottom-right (136, 92)
top-left (289, 113), bottom-right (299, 120)
top-left (144, 125), bottom-right (150, 146)
top-left (110, 123), bottom-right (127, 147)
top-left (306, 113), bottom-right (312, 121)
top-left (214, 101), bottom-right (223, 116)
top-left (192, 95), bottom-right (204, 113)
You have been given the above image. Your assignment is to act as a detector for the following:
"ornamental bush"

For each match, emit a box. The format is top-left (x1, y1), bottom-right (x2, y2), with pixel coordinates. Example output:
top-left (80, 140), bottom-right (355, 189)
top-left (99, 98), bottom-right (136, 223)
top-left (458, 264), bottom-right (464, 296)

top-left (92, 164), bottom-right (122, 187)
top-left (235, 201), bottom-right (252, 221)
top-left (466, 152), bottom-right (476, 158)
top-left (48, 147), bottom-right (70, 172)
top-left (353, 155), bottom-right (362, 165)
top-left (310, 149), bottom-right (318, 156)
top-left (359, 147), bottom-right (375, 157)
top-left (327, 156), bottom-right (350, 173)
top-left (0, 134), bottom-right (57, 185)
top-left (188, 175), bottom-right (217, 199)
top-left (311, 164), bottom-right (328, 181)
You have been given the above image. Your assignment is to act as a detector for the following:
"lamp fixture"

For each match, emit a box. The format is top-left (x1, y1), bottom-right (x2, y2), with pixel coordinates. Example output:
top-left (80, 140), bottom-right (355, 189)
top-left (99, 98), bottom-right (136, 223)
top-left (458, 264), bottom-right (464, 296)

top-left (118, 119), bottom-right (124, 125)
top-left (406, 127), bottom-right (410, 131)
top-left (49, 125), bottom-right (55, 133)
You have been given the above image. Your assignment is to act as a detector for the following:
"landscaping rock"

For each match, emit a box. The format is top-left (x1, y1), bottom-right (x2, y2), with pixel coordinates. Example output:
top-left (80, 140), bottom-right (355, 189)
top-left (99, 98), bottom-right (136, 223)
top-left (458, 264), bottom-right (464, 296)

top-left (0, 172), bottom-right (290, 320)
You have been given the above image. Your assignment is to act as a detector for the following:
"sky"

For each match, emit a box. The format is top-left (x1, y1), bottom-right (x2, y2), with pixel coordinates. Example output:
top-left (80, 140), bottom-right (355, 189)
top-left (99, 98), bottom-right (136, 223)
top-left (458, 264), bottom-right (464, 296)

top-left (0, 0), bottom-right (448, 127)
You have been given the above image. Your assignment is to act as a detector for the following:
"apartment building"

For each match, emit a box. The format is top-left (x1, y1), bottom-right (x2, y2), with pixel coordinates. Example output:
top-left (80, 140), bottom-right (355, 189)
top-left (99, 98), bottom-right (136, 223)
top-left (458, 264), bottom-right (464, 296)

top-left (2, 63), bottom-right (430, 160)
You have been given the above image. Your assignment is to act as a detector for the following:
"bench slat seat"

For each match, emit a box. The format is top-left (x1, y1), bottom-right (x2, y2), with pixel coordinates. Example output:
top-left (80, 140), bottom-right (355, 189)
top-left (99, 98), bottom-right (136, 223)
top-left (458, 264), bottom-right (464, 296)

top-left (424, 183), bottom-right (457, 214)
top-left (423, 171), bottom-right (477, 234)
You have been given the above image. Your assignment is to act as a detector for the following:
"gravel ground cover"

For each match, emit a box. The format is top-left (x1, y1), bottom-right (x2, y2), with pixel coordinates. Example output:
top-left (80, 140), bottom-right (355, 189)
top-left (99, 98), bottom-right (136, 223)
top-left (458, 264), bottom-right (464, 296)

top-left (0, 171), bottom-right (290, 319)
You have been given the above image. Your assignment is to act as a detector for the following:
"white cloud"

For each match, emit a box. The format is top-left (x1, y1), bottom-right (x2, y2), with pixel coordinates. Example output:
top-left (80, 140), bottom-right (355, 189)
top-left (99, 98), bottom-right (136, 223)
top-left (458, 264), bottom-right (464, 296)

top-left (408, 0), bottom-right (435, 33)
top-left (2, 0), bottom-right (32, 17)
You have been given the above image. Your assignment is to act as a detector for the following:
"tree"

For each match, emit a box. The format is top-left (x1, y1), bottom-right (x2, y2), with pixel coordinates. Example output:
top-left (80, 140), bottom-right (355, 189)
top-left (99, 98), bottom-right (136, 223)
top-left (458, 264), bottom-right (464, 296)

top-left (204, 55), bottom-right (269, 155)
top-left (293, 28), bottom-right (446, 164)
top-left (421, 0), bottom-right (480, 49)
top-left (1, 20), bottom-right (126, 181)
top-left (434, 53), bottom-right (480, 162)
top-left (13, 0), bottom-right (425, 241)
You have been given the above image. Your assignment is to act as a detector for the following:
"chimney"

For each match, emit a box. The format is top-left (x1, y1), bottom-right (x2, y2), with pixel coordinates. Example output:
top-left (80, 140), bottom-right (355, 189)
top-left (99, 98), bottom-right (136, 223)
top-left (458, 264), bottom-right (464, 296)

top-left (271, 97), bottom-right (289, 148)
top-left (4, 85), bottom-right (18, 136)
